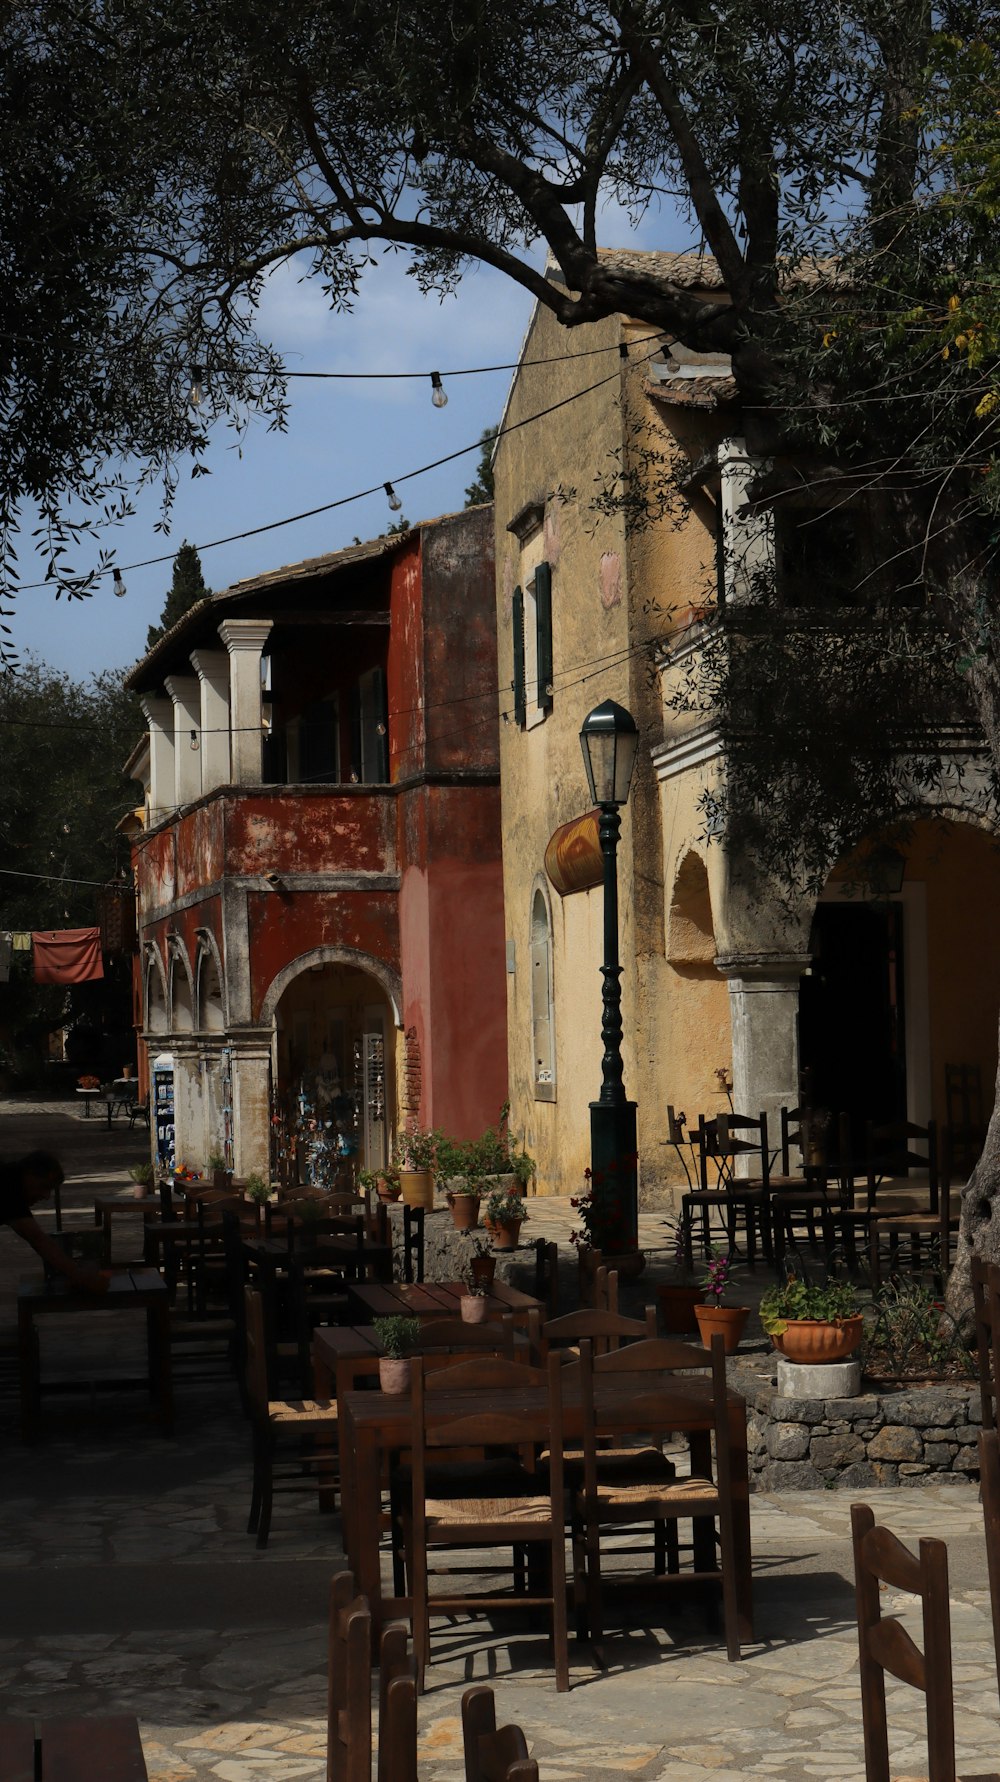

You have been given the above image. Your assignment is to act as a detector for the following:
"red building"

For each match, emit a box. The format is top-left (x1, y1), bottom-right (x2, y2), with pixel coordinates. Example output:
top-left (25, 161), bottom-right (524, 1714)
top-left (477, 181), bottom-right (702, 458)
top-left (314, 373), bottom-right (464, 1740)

top-left (125, 507), bottom-right (507, 1178)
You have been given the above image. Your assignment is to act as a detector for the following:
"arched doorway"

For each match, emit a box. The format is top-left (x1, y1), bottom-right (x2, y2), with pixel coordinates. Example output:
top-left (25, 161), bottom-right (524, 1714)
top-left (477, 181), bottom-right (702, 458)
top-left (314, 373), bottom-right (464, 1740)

top-left (266, 955), bottom-right (398, 1187)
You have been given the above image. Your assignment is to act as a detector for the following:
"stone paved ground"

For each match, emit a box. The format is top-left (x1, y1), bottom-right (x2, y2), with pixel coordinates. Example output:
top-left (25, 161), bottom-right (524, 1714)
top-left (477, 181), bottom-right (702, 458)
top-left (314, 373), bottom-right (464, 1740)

top-left (3, 1098), bottom-right (999, 1782)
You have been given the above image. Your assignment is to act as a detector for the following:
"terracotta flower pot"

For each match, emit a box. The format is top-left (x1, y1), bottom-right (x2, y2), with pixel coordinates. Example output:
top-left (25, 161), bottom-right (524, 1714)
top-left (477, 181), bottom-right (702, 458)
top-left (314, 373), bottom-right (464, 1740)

top-left (378, 1357), bottom-right (412, 1394)
top-left (694, 1302), bottom-right (750, 1354)
top-left (400, 1168), bottom-right (434, 1210)
top-left (377, 1180), bottom-right (402, 1202)
top-left (771, 1315), bottom-right (864, 1365)
top-left (449, 1192), bottom-right (481, 1231)
top-left (657, 1283), bottom-right (705, 1334)
top-left (484, 1216), bottom-right (522, 1251)
top-left (460, 1293), bottom-right (489, 1323)
top-left (470, 1253), bottom-right (496, 1289)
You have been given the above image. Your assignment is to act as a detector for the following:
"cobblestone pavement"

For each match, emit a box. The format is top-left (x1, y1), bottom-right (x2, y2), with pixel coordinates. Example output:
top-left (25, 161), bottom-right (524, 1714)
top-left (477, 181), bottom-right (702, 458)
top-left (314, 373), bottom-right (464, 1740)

top-left (3, 1098), bottom-right (999, 1781)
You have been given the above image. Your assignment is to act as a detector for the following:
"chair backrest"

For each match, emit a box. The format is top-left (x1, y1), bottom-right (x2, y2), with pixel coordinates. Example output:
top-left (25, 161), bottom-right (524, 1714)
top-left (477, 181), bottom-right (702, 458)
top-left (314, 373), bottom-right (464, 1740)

top-left (972, 1255), bottom-right (995, 1431)
top-left (534, 1238), bottom-right (559, 1317)
top-left (403, 1204), bottom-right (424, 1283)
top-left (243, 1286), bottom-right (269, 1418)
top-left (978, 1428), bottom-right (1000, 1710)
top-left (412, 1349), bottom-right (565, 1486)
top-left (850, 1502), bottom-right (955, 1782)
top-left (698, 1111), bottom-right (770, 1189)
top-left (945, 1062), bottom-right (984, 1172)
top-left (527, 1304), bottom-right (656, 1360)
top-left (377, 1623), bottom-right (417, 1782)
top-left (591, 1265), bottom-right (618, 1316)
top-left (864, 1118), bottom-right (938, 1201)
top-left (327, 1571), bottom-right (372, 1782)
top-left (221, 1209), bottom-right (249, 1322)
top-left (414, 1316), bottom-right (515, 1358)
top-left (424, 1355), bottom-right (547, 1393)
top-left (462, 1684), bottom-right (539, 1782)
top-left (581, 1332), bottom-right (729, 1501)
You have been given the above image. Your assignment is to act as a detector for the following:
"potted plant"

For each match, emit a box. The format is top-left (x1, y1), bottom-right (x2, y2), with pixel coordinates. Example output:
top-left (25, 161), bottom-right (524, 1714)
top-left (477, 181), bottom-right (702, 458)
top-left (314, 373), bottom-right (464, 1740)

top-left (760, 1276), bottom-right (863, 1363)
top-left (373, 1315), bottom-right (421, 1392)
top-left (509, 1145), bottom-right (536, 1199)
top-left (128, 1161), bottom-right (154, 1201)
top-left (460, 1257), bottom-right (491, 1322)
top-left (693, 1249), bottom-right (750, 1354)
top-left (359, 1164), bottom-right (401, 1204)
top-left (656, 1215), bottom-right (705, 1333)
top-left (207, 1148), bottom-right (231, 1190)
top-left (395, 1127), bottom-right (438, 1210)
top-left (483, 1184), bottom-right (528, 1251)
top-left (447, 1176), bottom-right (482, 1231)
top-left (570, 1169), bottom-right (645, 1284)
top-left (244, 1171), bottom-right (272, 1207)
top-left (467, 1235), bottom-right (497, 1290)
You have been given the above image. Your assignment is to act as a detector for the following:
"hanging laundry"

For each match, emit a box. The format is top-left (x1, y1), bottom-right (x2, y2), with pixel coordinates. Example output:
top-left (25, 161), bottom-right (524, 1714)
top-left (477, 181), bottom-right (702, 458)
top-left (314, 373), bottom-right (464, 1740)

top-left (32, 928), bottom-right (104, 984)
top-left (11, 932), bottom-right (31, 951)
top-left (0, 935), bottom-right (11, 982)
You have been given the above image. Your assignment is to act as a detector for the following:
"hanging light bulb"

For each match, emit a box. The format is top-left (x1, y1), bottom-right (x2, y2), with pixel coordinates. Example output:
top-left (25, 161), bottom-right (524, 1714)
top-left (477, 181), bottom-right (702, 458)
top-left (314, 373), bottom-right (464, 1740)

top-left (113, 568), bottom-right (127, 598)
top-left (376, 721), bottom-right (387, 736)
top-left (430, 371), bottom-right (448, 408)
top-left (189, 729), bottom-right (200, 752)
top-left (384, 482), bottom-right (402, 512)
top-left (189, 363), bottom-right (205, 408)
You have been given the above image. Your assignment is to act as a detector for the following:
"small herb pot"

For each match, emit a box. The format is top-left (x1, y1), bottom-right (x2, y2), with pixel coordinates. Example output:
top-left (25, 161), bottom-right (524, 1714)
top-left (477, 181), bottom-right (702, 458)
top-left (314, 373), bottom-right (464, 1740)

top-left (378, 1357), bottom-right (412, 1394)
top-left (460, 1293), bottom-right (489, 1323)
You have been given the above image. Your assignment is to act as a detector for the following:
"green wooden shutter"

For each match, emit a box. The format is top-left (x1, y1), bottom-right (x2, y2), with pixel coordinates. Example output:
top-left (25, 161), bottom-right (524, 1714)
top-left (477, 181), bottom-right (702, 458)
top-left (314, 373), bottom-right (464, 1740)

top-left (371, 665), bottom-right (389, 781)
top-left (512, 587), bottom-right (526, 728)
top-left (535, 560), bottom-right (553, 713)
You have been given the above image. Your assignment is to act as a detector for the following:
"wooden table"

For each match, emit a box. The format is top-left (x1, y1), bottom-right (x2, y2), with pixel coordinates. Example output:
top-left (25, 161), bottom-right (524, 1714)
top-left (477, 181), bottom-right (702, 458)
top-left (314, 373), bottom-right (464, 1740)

top-left (346, 1278), bottom-right (543, 1325)
top-left (17, 1268), bottom-right (173, 1442)
top-left (338, 1370), bottom-right (753, 1647)
top-left (93, 1194), bottom-right (159, 1266)
top-left (0, 1716), bottom-right (147, 1780)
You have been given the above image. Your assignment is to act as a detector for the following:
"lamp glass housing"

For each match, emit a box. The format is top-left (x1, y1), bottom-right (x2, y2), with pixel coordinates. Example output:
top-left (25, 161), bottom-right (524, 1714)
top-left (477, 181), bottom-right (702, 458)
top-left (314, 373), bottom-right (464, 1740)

top-left (579, 699), bottom-right (640, 807)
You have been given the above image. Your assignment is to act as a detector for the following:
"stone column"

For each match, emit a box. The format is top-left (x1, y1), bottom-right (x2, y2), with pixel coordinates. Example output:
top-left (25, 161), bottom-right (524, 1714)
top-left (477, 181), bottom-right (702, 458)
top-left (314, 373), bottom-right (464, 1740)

top-left (218, 619), bottom-right (272, 785)
top-left (229, 1032), bottom-right (273, 1177)
top-left (164, 675), bottom-right (202, 807)
top-left (718, 436), bottom-right (773, 603)
top-left (190, 650), bottom-right (232, 794)
top-left (170, 1037), bottom-right (205, 1170)
top-left (198, 1036), bottom-right (228, 1163)
top-left (716, 952), bottom-right (810, 1159)
top-left (139, 696), bottom-right (176, 824)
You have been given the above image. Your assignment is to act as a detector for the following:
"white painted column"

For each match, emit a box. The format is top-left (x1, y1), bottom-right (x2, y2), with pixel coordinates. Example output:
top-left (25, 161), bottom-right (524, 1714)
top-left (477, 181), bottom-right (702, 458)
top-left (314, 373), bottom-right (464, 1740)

top-left (218, 618), bottom-right (272, 785)
top-left (229, 1035), bottom-right (273, 1177)
top-left (164, 675), bottom-right (202, 807)
top-left (139, 696), bottom-right (177, 824)
top-left (718, 436), bottom-right (773, 602)
top-left (717, 952), bottom-right (810, 1161)
top-left (190, 650), bottom-right (232, 794)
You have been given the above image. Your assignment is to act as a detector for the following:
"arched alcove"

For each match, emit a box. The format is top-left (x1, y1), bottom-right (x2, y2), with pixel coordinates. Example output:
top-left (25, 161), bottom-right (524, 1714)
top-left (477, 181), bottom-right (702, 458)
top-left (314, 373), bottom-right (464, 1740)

top-left (145, 949), bottom-right (168, 1036)
top-left (530, 880), bottom-right (556, 1099)
top-left (196, 938), bottom-right (225, 1033)
top-left (667, 851), bottom-right (717, 970)
top-left (170, 951), bottom-right (194, 1033)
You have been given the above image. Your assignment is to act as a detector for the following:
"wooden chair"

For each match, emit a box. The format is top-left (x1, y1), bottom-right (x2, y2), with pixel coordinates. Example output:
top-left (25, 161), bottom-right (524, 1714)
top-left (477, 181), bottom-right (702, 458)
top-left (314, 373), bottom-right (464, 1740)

top-left (377, 1622), bottom-right (418, 1782)
top-left (534, 1238), bottom-right (559, 1317)
top-left (414, 1316), bottom-right (516, 1359)
top-left (403, 1205), bottom-right (425, 1283)
top-left (834, 1118), bottom-right (938, 1272)
top-left (945, 1062), bottom-right (985, 1176)
top-left (978, 1428), bottom-right (1000, 1712)
top-left (768, 1105), bottom-right (839, 1269)
top-left (407, 1350), bottom-right (570, 1691)
top-left (868, 1130), bottom-right (958, 1291)
top-left (682, 1112), bottom-right (773, 1270)
top-left (572, 1333), bottom-right (740, 1665)
top-left (462, 1685), bottom-right (539, 1782)
top-left (850, 1501), bottom-right (973, 1782)
top-left (526, 1304), bottom-right (656, 1361)
top-left (327, 1572), bottom-right (371, 1782)
top-left (244, 1286), bottom-right (339, 1547)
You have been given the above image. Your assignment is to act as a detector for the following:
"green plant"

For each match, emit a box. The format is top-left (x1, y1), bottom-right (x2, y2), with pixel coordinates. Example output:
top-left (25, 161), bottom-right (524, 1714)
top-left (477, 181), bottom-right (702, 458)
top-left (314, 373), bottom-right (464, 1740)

top-left (759, 1276), bottom-right (858, 1337)
top-left (373, 1315), bottom-right (421, 1359)
top-left (128, 1162), bottom-right (154, 1186)
top-left (358, 1169), bottom-right (380, 1196)
top-left (485, 1184), bottom-right (528, 1226)
top-left (395, 1126), bottom-right (438, 1172)
top-left (510, 1147), bottom-right (535, 1189)
top-left (661, 1214), bottom-right (696, 1282)
top-left (448, 1177), bottom-right (482, 1198)
top-left (244, 1172), bottom-right (271, 1205)
top-left (464, 1255), bottom-right (490, 1295)
top-left (207, 1149), bottom-right (227, 1172)
top-left (862, 1281), bottom-right (974, 1383)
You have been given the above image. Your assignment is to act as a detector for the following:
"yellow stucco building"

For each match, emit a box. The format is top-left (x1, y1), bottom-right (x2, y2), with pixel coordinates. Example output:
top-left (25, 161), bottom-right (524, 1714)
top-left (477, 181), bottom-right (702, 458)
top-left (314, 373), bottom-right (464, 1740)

top-left (494, 253), bottom-right (1000, 1207)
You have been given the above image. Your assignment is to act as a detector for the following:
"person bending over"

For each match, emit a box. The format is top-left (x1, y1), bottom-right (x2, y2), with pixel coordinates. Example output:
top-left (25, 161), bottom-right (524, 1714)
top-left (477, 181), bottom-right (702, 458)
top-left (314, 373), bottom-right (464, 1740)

top-left (0, 1150), bottom-right (108, 1292)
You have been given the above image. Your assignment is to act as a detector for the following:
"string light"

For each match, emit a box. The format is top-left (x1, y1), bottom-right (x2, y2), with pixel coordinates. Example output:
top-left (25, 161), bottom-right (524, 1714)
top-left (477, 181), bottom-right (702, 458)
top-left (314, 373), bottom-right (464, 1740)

top-left (430, 371), bottom-right (448, 408)
top-left (189, 730), bottom-right (200, 752)
top-left (113, 568), bottom-right (127, 598)
top-left (384, 482), bottom-right (402, 512)
top-left (189, 364), bottom-right (205, 408)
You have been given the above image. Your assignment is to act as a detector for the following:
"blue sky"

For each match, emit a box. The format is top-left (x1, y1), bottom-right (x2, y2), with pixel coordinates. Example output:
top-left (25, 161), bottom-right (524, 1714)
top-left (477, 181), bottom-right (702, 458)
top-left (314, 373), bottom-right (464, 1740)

top-left (12, 199), bottom-right (686, 681)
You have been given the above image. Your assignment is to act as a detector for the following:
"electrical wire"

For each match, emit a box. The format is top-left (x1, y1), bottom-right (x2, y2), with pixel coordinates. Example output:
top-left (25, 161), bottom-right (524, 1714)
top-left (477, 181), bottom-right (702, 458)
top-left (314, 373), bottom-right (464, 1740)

top-left (0, 865), bottom-right (123, 888)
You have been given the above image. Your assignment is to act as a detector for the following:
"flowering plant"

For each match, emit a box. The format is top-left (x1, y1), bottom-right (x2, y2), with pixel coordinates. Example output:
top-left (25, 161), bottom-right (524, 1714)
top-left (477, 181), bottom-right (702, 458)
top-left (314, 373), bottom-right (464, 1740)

top-left (569, 1165), bottom-right (634, 1254)
top-left (77, 1074), bottom-right (100, 1089)
top-left (172, 1163), bottom-right (201, 1183)
top-left (661, 1214), bottom-right (697, 1282)
top-left (699, 1247), bottom-right (733, 1304)
top-left (484, 1184), bottom-right (528, 1226)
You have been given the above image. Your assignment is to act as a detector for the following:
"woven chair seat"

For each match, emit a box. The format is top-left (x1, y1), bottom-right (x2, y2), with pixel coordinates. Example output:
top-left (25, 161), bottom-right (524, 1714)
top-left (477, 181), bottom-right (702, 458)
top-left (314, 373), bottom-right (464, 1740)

top-left (269, 1397), bottom-right (338, 1424)
top-left (426, 1493), bottom-right (564, 1530)
top-left (579, 1472), bottom-right (717, 1511)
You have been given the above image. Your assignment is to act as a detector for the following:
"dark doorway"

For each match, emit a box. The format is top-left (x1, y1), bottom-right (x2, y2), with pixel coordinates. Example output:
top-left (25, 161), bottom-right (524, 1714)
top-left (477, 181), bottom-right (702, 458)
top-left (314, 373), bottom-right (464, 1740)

top-left (799, 901), bottom-right (907, 1154)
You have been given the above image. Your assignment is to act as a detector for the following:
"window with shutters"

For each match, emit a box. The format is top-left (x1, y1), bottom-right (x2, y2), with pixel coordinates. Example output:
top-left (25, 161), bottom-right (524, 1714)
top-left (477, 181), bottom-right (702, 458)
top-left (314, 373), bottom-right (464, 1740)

top-left (531, 884), bottom-right (556, 1100)
top-left (519, 559), bottom-right (553, 731)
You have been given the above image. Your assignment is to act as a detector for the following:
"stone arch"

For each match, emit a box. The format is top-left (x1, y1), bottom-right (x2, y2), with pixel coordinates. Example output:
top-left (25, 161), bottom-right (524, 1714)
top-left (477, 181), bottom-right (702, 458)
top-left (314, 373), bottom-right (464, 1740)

top-left (530, 874), bottom-right (556, 1097)
top-left (259, 945), bottom-right (403, 1029)
top-left (666, 850), bottom-right (718, 969)
top-left (194, 929), bottom-right (226, 1032)
top-left (144, 945), bottom-right (168, 1036)
top-left (168, 937), bottom-right (195, 1033)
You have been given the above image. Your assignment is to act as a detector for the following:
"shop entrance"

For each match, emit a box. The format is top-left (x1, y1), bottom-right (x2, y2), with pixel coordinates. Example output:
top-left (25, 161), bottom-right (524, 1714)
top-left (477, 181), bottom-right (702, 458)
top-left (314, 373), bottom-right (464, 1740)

top-left (798, 901), bottom-right (907, 1154)
top-left (271, 962), bottom-right (394, 1187)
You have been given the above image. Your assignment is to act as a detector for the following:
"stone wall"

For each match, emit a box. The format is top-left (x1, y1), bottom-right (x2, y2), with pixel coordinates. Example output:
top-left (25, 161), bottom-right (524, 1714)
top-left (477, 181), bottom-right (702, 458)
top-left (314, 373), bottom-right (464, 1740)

top-left (731, 1360), bottom-right (983, 1490)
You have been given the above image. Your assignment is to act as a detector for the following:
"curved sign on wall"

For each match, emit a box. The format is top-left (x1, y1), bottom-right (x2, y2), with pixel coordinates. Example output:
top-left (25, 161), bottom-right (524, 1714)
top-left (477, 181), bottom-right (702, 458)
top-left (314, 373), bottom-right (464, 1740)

top-left (544, 809), bottom-right (603, 897)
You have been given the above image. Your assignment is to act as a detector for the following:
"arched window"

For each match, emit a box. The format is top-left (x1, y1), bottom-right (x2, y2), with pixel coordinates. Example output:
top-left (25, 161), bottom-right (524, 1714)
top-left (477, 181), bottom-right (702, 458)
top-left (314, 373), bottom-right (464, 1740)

top-left (531, 886), bottom-right (556, 1100)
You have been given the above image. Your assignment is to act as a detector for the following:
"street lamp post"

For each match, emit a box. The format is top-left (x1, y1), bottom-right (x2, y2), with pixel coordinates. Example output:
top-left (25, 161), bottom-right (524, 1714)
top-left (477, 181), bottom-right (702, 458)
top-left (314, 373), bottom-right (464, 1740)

top-left (579, 699), bottom-right (640, 1251)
